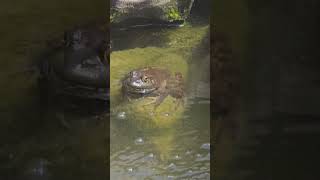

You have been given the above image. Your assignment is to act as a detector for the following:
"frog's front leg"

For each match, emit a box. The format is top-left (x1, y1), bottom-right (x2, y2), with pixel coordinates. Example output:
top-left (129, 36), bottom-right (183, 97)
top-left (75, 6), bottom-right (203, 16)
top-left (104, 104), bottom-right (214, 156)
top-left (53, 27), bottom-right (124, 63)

top-left (141, 96), bottom-right (158, 105)
top-left (153, 92), bottom-right (169, 109)
top-left (141, 92), bottom-right (168, 110)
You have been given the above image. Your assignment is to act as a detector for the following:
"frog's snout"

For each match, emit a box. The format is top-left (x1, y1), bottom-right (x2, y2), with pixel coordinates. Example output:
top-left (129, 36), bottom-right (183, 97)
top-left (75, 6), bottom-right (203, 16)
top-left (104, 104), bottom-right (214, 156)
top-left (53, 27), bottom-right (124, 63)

top-left (130, 79), bottom-right (144, 88)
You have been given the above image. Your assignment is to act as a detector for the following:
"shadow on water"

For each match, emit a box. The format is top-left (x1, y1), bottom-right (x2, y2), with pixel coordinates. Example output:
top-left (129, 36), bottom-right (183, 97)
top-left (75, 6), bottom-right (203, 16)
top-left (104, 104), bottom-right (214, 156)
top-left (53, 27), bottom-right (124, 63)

top-left (0, 90), bottom-right (109, 179)
top-left (0, 71), bottom-right (109, 179)
top-left (110, 21), bottom-right (175, 52)
top-left (212, 0), bottom-right (320, 179)
top-left (0, 0), bottom-right (108, 179)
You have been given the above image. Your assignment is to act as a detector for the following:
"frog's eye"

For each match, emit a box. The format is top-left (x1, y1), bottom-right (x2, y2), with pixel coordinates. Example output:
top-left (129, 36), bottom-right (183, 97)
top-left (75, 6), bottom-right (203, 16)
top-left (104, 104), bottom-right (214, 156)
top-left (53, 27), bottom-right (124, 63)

top-left (142, 76), bottom-right (149, 82)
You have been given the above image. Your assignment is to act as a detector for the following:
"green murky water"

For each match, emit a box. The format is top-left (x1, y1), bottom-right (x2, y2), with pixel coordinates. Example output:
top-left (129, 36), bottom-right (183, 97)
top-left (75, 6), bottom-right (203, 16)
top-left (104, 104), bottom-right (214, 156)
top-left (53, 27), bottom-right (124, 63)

top-left (110, 18), bottom-right (211, 179)
top-left (0, 0), bottom-right (210, 179)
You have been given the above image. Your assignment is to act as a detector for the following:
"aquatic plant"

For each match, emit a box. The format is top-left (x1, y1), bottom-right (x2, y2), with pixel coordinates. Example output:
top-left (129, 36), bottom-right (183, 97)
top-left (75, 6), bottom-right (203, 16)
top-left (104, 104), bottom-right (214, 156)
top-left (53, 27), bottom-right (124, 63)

top-left (164, 6), bottom-right (183, 22)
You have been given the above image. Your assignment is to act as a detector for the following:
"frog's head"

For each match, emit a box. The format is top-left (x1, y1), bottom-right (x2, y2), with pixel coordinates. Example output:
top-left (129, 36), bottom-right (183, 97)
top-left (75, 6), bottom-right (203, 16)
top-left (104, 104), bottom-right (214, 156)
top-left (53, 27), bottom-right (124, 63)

top-left (122, 68), bottom-right (158, 95)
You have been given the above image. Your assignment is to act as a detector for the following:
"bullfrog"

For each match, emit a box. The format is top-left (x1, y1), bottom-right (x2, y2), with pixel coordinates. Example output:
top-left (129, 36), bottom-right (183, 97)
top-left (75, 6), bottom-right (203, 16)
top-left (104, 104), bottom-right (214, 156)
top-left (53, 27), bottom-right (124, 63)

top-left (38, 21), bottom-right (110, 101)
top-left (122, 67), bottom-right (184, 109)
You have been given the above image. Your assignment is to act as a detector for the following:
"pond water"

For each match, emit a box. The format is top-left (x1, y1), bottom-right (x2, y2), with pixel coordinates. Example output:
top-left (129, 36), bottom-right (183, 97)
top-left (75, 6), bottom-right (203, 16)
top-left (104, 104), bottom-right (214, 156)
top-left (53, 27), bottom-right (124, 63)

top-left (0, 0), bottom-right (108, 179)
top-left (110, 17), bottom-right (210, 179)
top-left (0, 0), bottom-right (210, 179)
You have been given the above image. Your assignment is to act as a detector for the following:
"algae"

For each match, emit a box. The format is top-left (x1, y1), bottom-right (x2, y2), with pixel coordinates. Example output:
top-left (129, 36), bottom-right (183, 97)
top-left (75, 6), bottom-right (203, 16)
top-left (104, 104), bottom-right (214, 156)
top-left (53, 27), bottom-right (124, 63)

top-left (110, 23), bottom-right (209, 128)
top-left (110, 15), bottom-right (211, 178)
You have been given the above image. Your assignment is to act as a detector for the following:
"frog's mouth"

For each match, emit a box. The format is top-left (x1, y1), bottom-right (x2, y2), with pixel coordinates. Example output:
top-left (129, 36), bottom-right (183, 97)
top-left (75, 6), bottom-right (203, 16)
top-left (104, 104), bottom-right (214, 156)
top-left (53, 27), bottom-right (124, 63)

top-left (123, 78), bottom-right (156, 94)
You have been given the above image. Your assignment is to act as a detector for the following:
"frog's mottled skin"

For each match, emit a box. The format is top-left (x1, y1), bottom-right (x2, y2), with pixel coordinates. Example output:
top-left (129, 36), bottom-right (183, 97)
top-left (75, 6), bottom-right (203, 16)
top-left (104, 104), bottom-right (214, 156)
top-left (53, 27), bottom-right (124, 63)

top-left (122, 67), bottom-right (184, 108)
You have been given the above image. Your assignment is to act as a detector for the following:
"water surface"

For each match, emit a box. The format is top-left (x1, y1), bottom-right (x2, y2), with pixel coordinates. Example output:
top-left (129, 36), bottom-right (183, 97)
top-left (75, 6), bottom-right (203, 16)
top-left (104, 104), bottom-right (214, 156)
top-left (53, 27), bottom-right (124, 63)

top-left (110, 17), bottom-right (211, 179)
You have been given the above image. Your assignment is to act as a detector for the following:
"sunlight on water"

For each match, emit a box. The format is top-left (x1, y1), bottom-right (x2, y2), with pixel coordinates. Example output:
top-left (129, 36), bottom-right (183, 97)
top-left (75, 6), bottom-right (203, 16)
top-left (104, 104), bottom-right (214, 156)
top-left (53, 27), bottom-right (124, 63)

top-left (110, 17), bottom-right (210, 179)
top-left (0, 0), bottom-right (211, 179)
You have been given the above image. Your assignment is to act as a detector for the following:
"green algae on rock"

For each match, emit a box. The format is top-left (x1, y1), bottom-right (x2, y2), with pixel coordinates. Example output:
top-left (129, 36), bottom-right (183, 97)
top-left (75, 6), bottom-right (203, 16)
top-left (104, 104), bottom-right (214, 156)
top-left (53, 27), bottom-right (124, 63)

top-left (111, 48), bottom-right (188, 128)
top-left (110, 22), bottom-right (209, 128)
top-left (110, 0), bottom-right (194, 23)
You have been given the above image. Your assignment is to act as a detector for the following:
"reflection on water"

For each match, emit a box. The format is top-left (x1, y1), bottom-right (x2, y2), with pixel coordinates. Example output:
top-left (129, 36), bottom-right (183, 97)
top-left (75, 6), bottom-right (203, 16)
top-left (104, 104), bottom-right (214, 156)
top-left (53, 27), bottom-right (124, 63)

top-left (111, 96), bottom-right (210, 179)
top-left (0, 0), bottom-right (107, 179)
top-left (0, 0), bottom-right (210, 179)
top-left (110, 16), bottom-right (210, 179)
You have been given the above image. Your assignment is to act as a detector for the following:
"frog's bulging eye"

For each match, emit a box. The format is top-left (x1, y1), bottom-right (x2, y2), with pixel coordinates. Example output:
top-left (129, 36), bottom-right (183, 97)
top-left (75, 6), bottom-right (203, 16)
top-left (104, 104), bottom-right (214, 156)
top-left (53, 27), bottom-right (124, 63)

top-left (142, 76), bottom-right (149, 83)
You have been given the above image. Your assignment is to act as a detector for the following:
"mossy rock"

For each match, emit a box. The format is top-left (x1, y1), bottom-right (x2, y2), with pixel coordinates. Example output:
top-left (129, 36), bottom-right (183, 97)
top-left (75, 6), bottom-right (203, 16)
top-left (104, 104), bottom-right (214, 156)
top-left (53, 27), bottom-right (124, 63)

top-left (110, 23), bottom-right (209, 129)
top-left (110, 0), bottom-right (194, 23)
top-left (110, 47), bottom-right (188, 128)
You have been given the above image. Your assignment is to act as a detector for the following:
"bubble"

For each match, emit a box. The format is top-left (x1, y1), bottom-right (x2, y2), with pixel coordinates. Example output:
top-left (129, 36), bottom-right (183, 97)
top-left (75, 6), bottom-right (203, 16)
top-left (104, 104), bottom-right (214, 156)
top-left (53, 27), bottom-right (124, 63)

top-left (127, 167), bottom-right (133, 172)
top-left (117, 111), bottom-right (126, 120)
top-left (144, 153), bottom-right (155, 161)
top-left (174, 154), bottom-right (181, 160)
top-left (134, 137), bottom-right (144, 145)
top-left (148, 153), bottom-right (154, 158)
